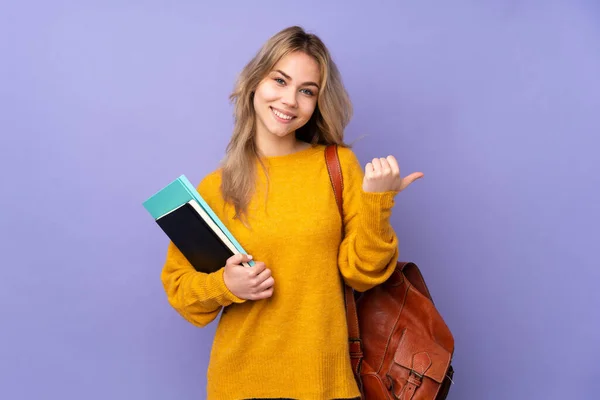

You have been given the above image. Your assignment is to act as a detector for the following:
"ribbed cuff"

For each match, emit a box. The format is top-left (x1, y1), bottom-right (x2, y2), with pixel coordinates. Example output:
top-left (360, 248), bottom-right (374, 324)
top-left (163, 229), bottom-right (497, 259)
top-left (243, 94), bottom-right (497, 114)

top-left (359, 190), bottom-right (396, 239)
top-left (207, 268), bottom-right (247, 306)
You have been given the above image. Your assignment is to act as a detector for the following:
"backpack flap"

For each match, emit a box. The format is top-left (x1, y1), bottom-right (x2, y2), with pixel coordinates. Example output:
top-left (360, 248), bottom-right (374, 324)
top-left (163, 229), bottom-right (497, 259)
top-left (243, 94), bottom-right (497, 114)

top-left (387, 329), bottom-right (452, 398)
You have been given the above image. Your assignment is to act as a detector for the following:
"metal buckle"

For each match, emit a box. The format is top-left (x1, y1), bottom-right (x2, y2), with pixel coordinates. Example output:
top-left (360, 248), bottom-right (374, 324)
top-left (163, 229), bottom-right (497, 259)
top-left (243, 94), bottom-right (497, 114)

top-left (410, 369), bottom-right (423, 378)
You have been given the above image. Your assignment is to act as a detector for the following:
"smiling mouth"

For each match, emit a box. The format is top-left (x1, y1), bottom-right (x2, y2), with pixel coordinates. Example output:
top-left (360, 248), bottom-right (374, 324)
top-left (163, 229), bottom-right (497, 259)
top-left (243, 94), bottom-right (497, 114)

top-left (270, 107), bottom-right (296, 121)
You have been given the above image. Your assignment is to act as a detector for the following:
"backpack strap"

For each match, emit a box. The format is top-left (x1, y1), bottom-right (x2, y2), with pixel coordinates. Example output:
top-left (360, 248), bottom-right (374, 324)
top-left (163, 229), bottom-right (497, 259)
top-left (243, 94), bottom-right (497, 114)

top-left (324, 144), bottom-right (364, 377)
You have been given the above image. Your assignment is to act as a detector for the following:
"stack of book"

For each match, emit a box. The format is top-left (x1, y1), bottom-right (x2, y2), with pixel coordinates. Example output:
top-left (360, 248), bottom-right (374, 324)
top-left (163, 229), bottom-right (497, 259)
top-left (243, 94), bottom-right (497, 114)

top-left (143, 175), bottom-right (254, 273)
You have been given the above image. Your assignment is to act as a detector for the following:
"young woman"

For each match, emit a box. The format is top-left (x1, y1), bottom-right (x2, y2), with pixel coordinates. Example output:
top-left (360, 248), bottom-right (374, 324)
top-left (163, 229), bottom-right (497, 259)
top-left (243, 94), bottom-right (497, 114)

top-left (161, 25), bottom-right (423, 400)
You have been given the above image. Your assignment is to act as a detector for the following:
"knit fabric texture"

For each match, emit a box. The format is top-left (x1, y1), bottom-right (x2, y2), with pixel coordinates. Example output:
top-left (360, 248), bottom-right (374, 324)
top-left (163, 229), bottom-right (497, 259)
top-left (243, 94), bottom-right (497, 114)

top-left (161, 144), bottom-right (399, 399)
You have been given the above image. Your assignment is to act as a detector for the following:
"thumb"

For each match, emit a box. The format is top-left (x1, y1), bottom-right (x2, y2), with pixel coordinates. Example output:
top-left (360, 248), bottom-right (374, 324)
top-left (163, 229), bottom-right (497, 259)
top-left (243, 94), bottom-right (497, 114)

top-left (228, 253), bottom-right (253, 266)
top-left (239, 253), bottom-right (253, 263)
top-left (405, 172), bottom-right (424, 184)
top-left (398, 172), bottom-right (424, 190)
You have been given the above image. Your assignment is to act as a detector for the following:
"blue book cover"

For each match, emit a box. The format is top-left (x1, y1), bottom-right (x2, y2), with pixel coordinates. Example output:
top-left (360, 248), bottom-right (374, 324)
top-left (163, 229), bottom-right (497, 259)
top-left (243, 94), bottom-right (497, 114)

top-left (143, 174), bottom-right (255, 267)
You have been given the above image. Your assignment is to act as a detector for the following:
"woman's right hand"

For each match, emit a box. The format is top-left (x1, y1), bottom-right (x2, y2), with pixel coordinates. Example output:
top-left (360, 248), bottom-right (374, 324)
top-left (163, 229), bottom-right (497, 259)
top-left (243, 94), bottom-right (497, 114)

top-left (223, 254), bottom-right (274, 300)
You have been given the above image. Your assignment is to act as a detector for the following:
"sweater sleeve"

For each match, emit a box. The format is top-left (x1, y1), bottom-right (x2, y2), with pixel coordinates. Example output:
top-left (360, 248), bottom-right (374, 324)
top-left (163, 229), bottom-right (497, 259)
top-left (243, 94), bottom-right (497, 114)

top-left (159, 172), bottom-right (246, 327)
top-left (336, 147), bottom-right (399, 292)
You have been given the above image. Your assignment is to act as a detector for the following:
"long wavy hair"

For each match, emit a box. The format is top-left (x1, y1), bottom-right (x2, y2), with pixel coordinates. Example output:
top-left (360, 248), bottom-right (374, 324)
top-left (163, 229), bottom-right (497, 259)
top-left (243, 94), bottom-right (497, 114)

top-left (221, 26), bottom-right (353, 222)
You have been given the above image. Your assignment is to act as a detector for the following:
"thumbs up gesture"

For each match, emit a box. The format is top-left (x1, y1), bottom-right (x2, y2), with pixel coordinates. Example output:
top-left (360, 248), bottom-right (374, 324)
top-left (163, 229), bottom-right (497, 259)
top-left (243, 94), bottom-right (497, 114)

top-left (362, 155), bottom-right (424, 193)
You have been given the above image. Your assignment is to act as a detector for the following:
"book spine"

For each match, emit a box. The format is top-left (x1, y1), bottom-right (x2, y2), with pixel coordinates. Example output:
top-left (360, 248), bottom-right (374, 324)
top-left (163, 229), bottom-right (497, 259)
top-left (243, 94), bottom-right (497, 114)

top-left (178, 175), bottom-right (255, 267)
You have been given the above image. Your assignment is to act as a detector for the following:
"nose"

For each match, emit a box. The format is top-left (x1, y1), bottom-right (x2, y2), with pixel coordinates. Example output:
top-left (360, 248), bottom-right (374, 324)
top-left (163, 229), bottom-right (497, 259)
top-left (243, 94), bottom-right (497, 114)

top-left (281, 87), bottom-right (298, 108)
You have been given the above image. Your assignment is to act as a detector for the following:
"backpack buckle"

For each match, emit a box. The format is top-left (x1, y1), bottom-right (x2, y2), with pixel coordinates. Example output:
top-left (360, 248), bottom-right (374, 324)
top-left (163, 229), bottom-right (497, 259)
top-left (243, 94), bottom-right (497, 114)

top-left (408, 368), bottom-right (424, 387)
top-left (349, 338), bottom-right (363, 356)
top-left (410, 369), bottom-right (423, 379)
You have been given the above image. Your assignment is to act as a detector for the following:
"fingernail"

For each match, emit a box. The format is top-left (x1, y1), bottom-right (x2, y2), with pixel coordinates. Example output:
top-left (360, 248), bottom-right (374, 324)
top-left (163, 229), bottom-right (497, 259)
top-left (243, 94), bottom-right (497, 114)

top-left (248, 255), bottom-right (253, 259)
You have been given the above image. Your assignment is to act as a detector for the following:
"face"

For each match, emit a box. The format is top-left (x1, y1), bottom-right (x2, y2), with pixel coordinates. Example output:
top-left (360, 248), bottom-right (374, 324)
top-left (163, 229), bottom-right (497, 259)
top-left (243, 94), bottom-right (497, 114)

top-left (253, 51), bottom-right (321, 142)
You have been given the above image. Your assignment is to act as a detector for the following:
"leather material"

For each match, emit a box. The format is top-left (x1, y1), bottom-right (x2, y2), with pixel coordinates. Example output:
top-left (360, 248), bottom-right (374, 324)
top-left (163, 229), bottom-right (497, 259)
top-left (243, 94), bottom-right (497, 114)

top-left (325, 145), bottom-right (455, 400)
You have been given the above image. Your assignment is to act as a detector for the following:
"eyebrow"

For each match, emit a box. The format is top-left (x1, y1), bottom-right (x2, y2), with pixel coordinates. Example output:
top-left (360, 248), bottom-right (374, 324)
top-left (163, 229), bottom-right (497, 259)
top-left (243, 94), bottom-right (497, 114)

top-left (275, 69), bottom-right (320, 89)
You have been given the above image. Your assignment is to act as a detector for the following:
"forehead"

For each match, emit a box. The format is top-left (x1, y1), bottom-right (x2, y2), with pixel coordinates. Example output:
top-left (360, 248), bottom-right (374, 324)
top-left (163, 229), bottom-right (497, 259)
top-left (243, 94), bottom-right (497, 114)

top-left (272, 52), bottom-right (321, 82)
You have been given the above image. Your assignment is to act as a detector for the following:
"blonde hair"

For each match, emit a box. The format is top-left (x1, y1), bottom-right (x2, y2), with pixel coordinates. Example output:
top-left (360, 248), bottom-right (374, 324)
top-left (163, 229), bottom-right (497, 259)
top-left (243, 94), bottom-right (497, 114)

top-left (221, 26), bottom-right (353, 222)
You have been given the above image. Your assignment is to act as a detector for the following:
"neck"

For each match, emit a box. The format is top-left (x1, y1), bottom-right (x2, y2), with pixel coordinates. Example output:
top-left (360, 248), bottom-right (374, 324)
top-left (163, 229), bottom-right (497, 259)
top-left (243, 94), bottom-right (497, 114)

top-left (255, 133), bottom-right (309, 157)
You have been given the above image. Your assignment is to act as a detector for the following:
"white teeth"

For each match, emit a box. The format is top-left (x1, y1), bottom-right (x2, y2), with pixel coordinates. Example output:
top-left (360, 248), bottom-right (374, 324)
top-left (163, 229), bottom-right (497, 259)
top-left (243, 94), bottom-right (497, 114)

top-left (272, 108), bottom-right (293, 120)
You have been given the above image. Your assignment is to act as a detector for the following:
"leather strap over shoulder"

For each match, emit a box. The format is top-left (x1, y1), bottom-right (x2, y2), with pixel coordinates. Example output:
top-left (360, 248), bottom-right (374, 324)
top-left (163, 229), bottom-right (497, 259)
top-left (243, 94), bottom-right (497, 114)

top-left (325, 144), bottom-right (344, 217)
top-left (324, 144), bottom-right (363, 353)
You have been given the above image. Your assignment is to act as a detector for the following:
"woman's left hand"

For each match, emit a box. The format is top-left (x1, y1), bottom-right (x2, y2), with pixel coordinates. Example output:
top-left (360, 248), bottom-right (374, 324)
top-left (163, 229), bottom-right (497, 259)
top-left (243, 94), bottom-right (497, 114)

top-left (362, 155), bottom-right (424, 193)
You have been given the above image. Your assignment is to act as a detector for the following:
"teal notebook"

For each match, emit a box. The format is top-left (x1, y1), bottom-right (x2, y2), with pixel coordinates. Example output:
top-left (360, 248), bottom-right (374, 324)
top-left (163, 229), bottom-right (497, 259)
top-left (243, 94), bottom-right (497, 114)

top-left (143, 174), bottom-right (255, 268)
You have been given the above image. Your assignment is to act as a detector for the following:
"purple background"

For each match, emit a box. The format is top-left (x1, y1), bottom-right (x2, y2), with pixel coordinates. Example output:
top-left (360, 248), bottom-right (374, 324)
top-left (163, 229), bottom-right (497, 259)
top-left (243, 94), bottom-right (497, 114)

top-left (1, 1), bottom-right (599, 399)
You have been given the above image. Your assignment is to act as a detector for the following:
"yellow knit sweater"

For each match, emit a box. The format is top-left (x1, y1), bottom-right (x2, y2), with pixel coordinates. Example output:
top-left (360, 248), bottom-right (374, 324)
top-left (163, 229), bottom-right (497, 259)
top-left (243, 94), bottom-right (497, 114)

top-left (161, 144), bottom-right (399, 399)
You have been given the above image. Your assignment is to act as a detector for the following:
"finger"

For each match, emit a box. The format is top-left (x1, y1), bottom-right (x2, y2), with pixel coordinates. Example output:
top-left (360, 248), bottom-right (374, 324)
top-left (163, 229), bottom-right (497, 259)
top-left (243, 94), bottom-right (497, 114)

top-left (252, 287), bottom-right (274, 300)
top-left (248, 261), bottom-right (266, 276)
top-left (364, 162), bottom-right (374, 176)
top-left (386, 155), bottom-right (400, 177)
top-left (371, 158), bottom-right (382, 175)
top-left (256, 276), bottom-right (275, 292)
top-left (379, 157), bottom-right (391, 175)
top-left (254, 267), bottom-right (272, 285)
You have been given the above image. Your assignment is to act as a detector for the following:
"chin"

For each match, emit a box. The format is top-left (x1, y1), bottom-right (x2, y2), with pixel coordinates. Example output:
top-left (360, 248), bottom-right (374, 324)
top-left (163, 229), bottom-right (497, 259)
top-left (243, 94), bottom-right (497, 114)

top-left (272, 131), bottom-right (294, 139)
top-left (267, 126), bottom-right (295, 138)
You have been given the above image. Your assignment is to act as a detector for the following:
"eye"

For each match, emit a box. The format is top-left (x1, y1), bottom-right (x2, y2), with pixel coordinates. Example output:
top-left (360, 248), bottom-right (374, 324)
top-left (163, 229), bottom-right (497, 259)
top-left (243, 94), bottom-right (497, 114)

top-left (300, 88), bottom-right (315, 96)
top-left (274, 78), bottom-right (285, 85)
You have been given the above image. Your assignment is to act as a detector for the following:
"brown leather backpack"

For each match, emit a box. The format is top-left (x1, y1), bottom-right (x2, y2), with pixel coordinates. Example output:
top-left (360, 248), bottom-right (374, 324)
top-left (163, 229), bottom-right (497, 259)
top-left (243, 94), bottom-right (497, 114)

top-left (325, 145), bottom-right (455, 400)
